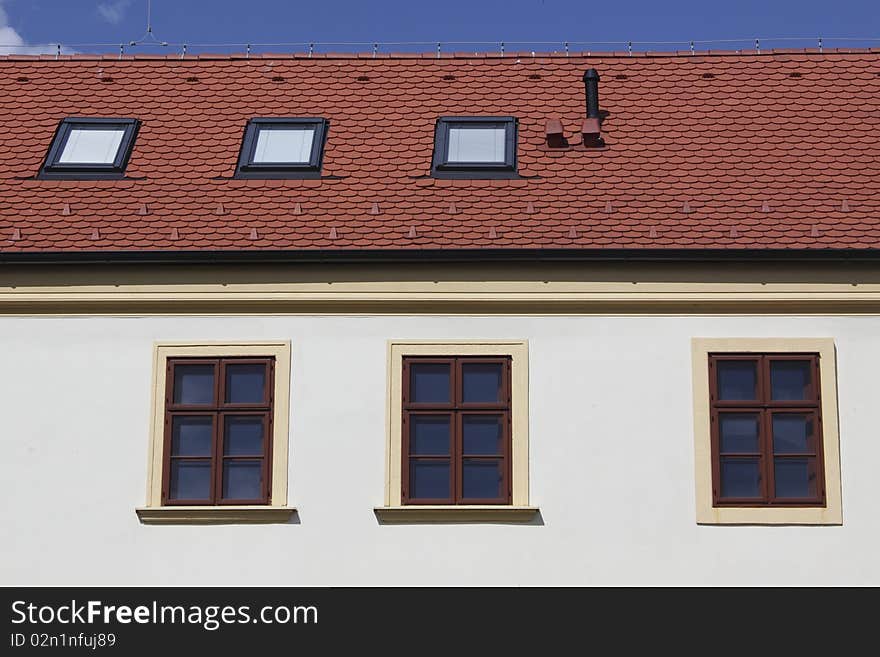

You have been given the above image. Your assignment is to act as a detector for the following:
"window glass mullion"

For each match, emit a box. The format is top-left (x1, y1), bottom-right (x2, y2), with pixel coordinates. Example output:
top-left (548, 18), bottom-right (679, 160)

top-left (760, 409), bottom-right (773, 504)
top-left (452, 358), bottom-right (460, 504)
top-left (453, 410), bottom-right (460, 504)
top-left (211, 411), bottom-right (221, 505)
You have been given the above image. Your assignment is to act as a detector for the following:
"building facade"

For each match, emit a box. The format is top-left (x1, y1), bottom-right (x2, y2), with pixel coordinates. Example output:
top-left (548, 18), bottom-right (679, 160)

top-left (1, 50), bottom-right (878, 585)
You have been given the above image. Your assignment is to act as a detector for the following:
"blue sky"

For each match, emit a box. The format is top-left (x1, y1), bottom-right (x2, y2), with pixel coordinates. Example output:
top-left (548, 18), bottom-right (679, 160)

top-left (1, 0), bottom-right (878, 55)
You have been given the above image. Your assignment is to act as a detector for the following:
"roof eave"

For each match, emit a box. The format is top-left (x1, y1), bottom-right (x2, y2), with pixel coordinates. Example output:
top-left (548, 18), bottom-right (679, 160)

top-left (3, 248), bottom-right (880, 265)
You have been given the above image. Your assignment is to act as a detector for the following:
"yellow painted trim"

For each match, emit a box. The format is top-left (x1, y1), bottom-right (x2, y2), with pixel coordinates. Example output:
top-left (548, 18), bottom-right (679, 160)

top-left (135, 506), bottom-right (297, 525)
top-left (145, 341), bottom-right (292, 515)
top-left (383, 340), bottom-right (529, 509)
top-left (691, 338), bottom-right (843, 525)
top-left (373, 506), bottom-right (540, 523)
top-left (6, 262), bottom-right (880, 314)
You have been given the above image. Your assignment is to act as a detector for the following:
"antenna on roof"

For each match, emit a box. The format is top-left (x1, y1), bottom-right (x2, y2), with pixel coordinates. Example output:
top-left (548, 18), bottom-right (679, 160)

top-left (124, 0), bottom-right (168, 52)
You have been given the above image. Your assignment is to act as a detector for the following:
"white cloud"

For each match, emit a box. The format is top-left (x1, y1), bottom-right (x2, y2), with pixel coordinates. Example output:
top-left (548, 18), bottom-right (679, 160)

top-left (0, 1), bottom-right (63, 55)
top-left (97, 0), bottom-right (132, 25)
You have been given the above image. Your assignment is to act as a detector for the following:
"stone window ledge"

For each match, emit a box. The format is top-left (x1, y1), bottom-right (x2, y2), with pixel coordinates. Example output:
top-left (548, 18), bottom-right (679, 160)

top-left (374, 505), bottom-right (540, 524)
top-left (136, 506), bottom-right (297, 525)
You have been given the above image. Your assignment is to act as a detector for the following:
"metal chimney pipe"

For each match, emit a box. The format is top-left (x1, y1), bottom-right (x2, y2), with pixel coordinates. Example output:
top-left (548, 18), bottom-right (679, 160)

top-left (583, 68), bottom-right (600, 119)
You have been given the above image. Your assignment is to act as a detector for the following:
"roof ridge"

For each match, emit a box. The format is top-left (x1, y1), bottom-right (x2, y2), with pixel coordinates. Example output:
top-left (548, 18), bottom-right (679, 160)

top-left (0, 48), bottom-right (878, 62)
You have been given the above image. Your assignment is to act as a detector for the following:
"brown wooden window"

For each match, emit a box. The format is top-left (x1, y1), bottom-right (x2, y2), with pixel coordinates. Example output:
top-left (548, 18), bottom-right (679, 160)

top-left (162, 357), bottom-right (274, 505)
top-left (709, 353), bottom-right (825, 507)
top-left (402, 356), bottom-right (511, 505)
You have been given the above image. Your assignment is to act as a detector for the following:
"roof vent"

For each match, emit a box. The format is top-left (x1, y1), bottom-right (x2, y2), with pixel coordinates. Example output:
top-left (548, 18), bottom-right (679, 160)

top-left (581, 68), bottom-right (604, 147)
top-left (545, 118), bottom-right (567, 148)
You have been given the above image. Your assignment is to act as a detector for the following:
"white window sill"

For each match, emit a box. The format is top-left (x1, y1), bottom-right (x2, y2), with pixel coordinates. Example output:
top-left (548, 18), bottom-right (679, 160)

top-left (136, 506), bottom-right (297, 525)
top-left (373, 505), bottom-right (540, 523)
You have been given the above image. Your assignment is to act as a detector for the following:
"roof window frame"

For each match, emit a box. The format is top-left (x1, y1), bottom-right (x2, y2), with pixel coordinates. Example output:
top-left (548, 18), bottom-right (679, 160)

top-left (235, 117), bottom-right (329, 179)
top-left (431, 116), bottom-right (518, 179)
top-left (38, 117), bottom-right (140, 180)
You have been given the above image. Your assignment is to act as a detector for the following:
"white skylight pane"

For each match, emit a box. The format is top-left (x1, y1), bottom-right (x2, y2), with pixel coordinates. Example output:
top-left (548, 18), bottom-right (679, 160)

top-left (447, 127), bottom-right (506, 163)
top-left (253, 128), bottom-right (314, 163)
top-left (58, 128), bottom-right (125, 164)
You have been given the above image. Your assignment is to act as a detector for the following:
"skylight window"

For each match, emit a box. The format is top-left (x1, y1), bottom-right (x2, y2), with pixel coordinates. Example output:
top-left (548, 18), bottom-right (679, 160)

top-left (39, 118), bottom-right (140, 179)
top-left (432, 116), bottom-right (517, 178)
top-left (447, 127), bottom-right (506, 163)
top-left (58, 129), bottom-right (125, 164)
top-left (253, 128), bottom-right (314, 163)
top-left (236, 118), bottom-right (328, 178)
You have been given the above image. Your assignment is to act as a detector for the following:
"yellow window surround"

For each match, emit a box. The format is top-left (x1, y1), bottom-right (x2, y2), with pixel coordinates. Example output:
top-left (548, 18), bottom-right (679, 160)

top-left (691, 338), bottom-right (842, 525)
top-left (136, 341), bottom-right (295, 525)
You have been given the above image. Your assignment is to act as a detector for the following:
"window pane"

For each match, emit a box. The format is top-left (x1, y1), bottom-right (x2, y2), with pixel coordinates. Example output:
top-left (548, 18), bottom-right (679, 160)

top-left (171, 416), bottom-right (213, 456)
top-left (774, 458), bottom-right (816, 498)
top-left (773, 414), bottom-right (812, 454)
top-left (169, 461), bottom-right (211, 500)
top-left (222, 460), bottom-right (263, 500)
top-left (410, 363), bottom-right (450, 403)
top-left (462, 415), bottom-right (503, 455)
top-left (462, 459), bottom-right (503, 499)
top-left (720, 458), bottom-right (761, 498)
top-left (716, 360), bottom-right (757, 400)
top-left (770, 361), bottom-right (811, 401)
top-left (462, 362), bottom-right (503, 403)
top-left (225, 363), bottom-right (266, 404)
top-left (410, 416), bottom-right (450, 455)
top-left (718, 413), bottom-right (759, 453)
top-left (253, 127), bottom-right (314, 163)
top-left (447, 127), bottom-right (506, 162)
top-left (173, 364), bottom-right (215, 405)
top-left (409, 461), bottom-right (449, 499)
top-left (224, 416), bottom-right (264, 456)
top-left (58, 128), bottom-right (125, 164)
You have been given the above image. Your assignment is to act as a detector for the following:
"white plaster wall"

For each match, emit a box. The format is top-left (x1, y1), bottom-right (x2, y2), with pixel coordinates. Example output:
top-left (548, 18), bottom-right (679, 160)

top-left (0, 314), bottom-right (877, 586)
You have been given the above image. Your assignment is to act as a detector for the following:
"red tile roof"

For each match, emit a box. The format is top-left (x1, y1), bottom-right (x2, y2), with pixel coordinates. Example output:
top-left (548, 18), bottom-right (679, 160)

top-left (0, 51), bottom-right (878, 255)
